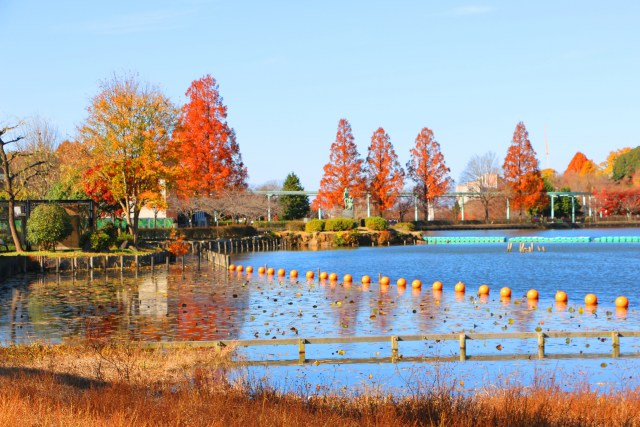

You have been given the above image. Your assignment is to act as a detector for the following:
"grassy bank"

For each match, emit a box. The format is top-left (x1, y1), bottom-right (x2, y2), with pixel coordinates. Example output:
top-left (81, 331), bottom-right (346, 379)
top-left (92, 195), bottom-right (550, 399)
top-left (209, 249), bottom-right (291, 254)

top-left (0, 343), bottom-right (639, 426)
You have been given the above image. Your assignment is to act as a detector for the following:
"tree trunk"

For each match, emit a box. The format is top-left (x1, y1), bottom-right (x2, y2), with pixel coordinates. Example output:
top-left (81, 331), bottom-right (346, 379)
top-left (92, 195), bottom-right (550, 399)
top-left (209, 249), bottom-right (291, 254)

top-left (6, 198), bottom-right (23, 252)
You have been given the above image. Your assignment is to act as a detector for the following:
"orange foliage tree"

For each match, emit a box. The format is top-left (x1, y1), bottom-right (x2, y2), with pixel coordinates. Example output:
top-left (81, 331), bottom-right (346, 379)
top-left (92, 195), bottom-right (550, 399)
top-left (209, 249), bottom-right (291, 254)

top-left (77, 74), bottom-right (177, 244)
top-left (502, 122), bottom-right (547, 218)
top-left (564, 152), bottom-right (589, 175)
top-left (406, 128), bottom-right (451, 220)
top-left (171, 74), bottom-right (247, 198)
top-left (364, 128), bottom-right (404, 214)
top-left (313, 119), bottom-right (365, 212)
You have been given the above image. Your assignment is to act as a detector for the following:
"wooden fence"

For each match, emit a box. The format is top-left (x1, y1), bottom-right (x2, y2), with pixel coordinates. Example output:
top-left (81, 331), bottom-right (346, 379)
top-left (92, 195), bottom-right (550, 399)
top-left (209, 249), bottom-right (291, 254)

top-left (141, 330), bottom-right (640, 366)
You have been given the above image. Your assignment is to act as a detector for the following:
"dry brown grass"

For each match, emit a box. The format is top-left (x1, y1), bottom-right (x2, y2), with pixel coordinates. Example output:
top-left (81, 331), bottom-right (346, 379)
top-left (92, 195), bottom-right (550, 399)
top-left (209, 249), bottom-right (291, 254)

top-left (0, 342), bottom-right (639, 426)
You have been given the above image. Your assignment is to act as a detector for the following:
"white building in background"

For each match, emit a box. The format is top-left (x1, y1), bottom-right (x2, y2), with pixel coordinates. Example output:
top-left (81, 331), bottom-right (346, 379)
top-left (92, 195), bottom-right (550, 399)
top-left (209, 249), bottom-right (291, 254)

top-left (455, 173), bottom-right (499, 204)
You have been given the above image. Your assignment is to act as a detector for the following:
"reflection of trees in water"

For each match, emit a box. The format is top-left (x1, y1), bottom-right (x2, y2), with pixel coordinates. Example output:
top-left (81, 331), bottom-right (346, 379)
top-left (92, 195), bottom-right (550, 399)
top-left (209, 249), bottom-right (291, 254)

top-left (167, 269), bottom-right (250, 341)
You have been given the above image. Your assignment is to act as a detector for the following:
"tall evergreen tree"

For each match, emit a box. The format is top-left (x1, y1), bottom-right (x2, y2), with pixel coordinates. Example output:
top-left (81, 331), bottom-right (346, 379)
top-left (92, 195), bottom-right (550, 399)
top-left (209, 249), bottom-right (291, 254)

top-left (280, 172), bottom-right (310, 220)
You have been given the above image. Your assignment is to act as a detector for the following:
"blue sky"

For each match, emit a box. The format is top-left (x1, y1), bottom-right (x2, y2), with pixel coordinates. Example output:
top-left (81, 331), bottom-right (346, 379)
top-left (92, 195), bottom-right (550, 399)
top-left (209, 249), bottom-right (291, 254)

top-left (1, 1), bottom-right (638, 189)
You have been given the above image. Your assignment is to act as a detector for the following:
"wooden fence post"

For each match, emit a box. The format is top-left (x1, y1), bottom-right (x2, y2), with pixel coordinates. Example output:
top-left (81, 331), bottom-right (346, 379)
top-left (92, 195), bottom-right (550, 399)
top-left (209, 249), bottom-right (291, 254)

top-left (537, 332), bottom-right (545, 359)
top-left (459, 333), bottom-right (467, 361)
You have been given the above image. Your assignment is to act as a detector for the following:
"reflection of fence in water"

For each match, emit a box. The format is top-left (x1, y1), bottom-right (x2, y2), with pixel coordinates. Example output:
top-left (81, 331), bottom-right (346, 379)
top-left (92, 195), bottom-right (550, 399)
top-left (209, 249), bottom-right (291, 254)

top-left (141, 330), bottom-right (640, 365)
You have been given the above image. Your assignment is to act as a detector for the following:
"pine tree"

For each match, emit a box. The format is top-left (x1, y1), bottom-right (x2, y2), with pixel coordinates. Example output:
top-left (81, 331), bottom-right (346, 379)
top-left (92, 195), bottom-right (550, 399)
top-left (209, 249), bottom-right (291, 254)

top-left (280, 172), bottom-right (310, 220)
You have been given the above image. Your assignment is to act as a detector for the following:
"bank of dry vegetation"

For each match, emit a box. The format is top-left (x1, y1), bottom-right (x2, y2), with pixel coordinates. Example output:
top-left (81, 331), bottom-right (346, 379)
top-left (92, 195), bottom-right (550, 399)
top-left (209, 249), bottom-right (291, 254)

top-left (0, 342), bottom-right (639, 426)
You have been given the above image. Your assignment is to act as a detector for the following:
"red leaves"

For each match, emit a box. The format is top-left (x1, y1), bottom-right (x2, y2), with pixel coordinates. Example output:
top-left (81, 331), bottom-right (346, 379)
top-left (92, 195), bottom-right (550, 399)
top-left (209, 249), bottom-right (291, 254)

top-left (365, 128), bottom-right (404, 213)
top-left (314, 119), bottom-right (365, 211)
top-left (502, 122), bottom-right (547, 215)
top-left (406, 127), bottom-right (451, 206)
top-left (596, 188), bottom-right (640, 217)
top-left (171, 74), bottom-right (247, 199)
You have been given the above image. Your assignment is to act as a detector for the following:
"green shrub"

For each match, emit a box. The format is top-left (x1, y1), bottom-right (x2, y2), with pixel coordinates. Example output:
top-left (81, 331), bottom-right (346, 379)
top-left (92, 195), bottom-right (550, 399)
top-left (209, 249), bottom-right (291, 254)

top-left (325, 218), bottom-right (357, 231)
top-left (365, 216), bottom-right (388, 231)
top-left (98, 222), bottom-right (119, 240)
top-left (26, 204), bottom-right (73, 251)
top-left (89, 230), bottom-right (112, 252)
top-left (395, 222), bottom-right (415, 232)
top-left (305, 219), bottom-right (325, 232)
top-left (117, 232), bottom-right (134, 246)
top-left (285, 221), bottom-right (306, 231)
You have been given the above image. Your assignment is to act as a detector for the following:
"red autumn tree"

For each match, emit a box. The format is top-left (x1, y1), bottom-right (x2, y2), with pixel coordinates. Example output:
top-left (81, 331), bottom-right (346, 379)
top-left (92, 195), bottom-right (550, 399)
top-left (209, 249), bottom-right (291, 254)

top-left (564, 152), bottom-right (589, 175)
top-left (364, 128), bottom-right (404, 214)
top-left (502, 122), bottom-right (547, 218)
top-left (596, 188), bottom-right (640, 219)
top-left (313, 119), bottom-right (365, 212)
top-left (171, 74), bottom-right (247, 198)
top-left (406, 128), bottom-right (451, 220)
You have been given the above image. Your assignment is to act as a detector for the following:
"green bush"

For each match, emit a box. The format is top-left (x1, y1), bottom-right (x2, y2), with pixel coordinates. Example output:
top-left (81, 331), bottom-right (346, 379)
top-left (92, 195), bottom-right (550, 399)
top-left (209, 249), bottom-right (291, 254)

top-left (117, 232), bottom-right (134, 246)
top-left (305, 219), bottom-right (325, 232)
top-left (395, 222), bottom-right (415, 232)
top-left (285, 221), bottom-right (306, 231)
top-left (26, 204), bottom-right (73, 251)
top-left (365, 216), bottom-right (388, 231)
top-left (89, 230), bottom-right (112, 252)
top-left (325, 218), bottom-right (357, 231)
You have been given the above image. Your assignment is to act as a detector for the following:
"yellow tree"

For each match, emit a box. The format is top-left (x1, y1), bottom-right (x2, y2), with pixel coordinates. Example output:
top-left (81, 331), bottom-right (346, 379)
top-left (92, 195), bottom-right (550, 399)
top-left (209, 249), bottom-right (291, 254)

top-left (599, 147), bottom-right (632, 178)
top-left (77, 74), bottom-right (177, 244)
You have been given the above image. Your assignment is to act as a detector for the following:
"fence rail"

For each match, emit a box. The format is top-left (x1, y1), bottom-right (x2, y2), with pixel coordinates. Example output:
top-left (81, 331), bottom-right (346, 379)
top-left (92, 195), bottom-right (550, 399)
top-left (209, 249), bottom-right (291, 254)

top-left (141, 330), bottom-right (640, 365)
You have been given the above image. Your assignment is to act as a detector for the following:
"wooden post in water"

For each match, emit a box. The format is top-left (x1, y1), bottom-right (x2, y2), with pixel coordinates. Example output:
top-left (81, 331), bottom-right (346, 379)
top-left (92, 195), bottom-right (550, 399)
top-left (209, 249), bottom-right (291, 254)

top-left (298, 338), bottom-right (306, 364)
top-left (391, 336), bottom-right (399, 361)
top-left (459, 333), bottom-right (467, 361)
top-left (151, 254), bottom-right (155, 275)
top-left (537, 332), bottom-right (545, 359)
top-left (612, 332), bottom-right (620, 358)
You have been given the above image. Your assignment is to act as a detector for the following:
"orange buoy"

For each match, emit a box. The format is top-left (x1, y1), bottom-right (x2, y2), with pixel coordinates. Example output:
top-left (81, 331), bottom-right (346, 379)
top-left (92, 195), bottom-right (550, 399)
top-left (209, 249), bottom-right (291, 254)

top-left (454, 281), bottom-right (465, 292)
top-left (380, 276), bottom-right (390, 286)
top-left (584, 293), bottom-right (598, 305)
top-left (246, 266), bottom-right (253, 273)
top-left (319, 271), bottom-right (328, 280)
top-left (526, 289), bottom-right (539, 300)
top-left (412, 279), bottom-right (422, 289)
top-left (615, 296), bottom-right (629, 308)
top-left (236, 265), bottom-right (244, 272)
top-left (228, 264), bottom-right (236, 271)
top-left (267, 267), bottom-right (275, 275)
top-left (290, 269), bottom-right (298, 278)
top-left (277, 268), bottom-right (286, 277)
top-left (397, 278), bottom-right (407, 287)
top-left (328, 272), bottom-right (338, 281)
top-left (499, 287), bottom-right (511, 298)
top-left (343, 274), bottom-right (353, 282)
top-left (478, 284), bottom-right (490, 295)
top-left (257, 266), bottom-right (266, 274)
top-left (306, 270), bottom-right (314, 279)
top-left (432, 281), bottom-right (443, 291)
top-left (361, 275), bottom-right (371, 284)
top-left (555, 291), bottom-right (568, 303)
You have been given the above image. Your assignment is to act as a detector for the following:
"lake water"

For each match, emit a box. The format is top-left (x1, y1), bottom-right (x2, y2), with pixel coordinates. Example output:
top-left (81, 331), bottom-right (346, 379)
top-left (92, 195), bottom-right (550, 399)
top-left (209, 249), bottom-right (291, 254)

top-left (1, 227), bottom-right (640, 393)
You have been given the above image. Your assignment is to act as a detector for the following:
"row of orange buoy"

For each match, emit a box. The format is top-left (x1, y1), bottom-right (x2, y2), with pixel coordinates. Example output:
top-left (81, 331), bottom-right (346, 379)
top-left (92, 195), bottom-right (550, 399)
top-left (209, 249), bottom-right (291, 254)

top-left (226, 264), bottom-right (630, 308)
